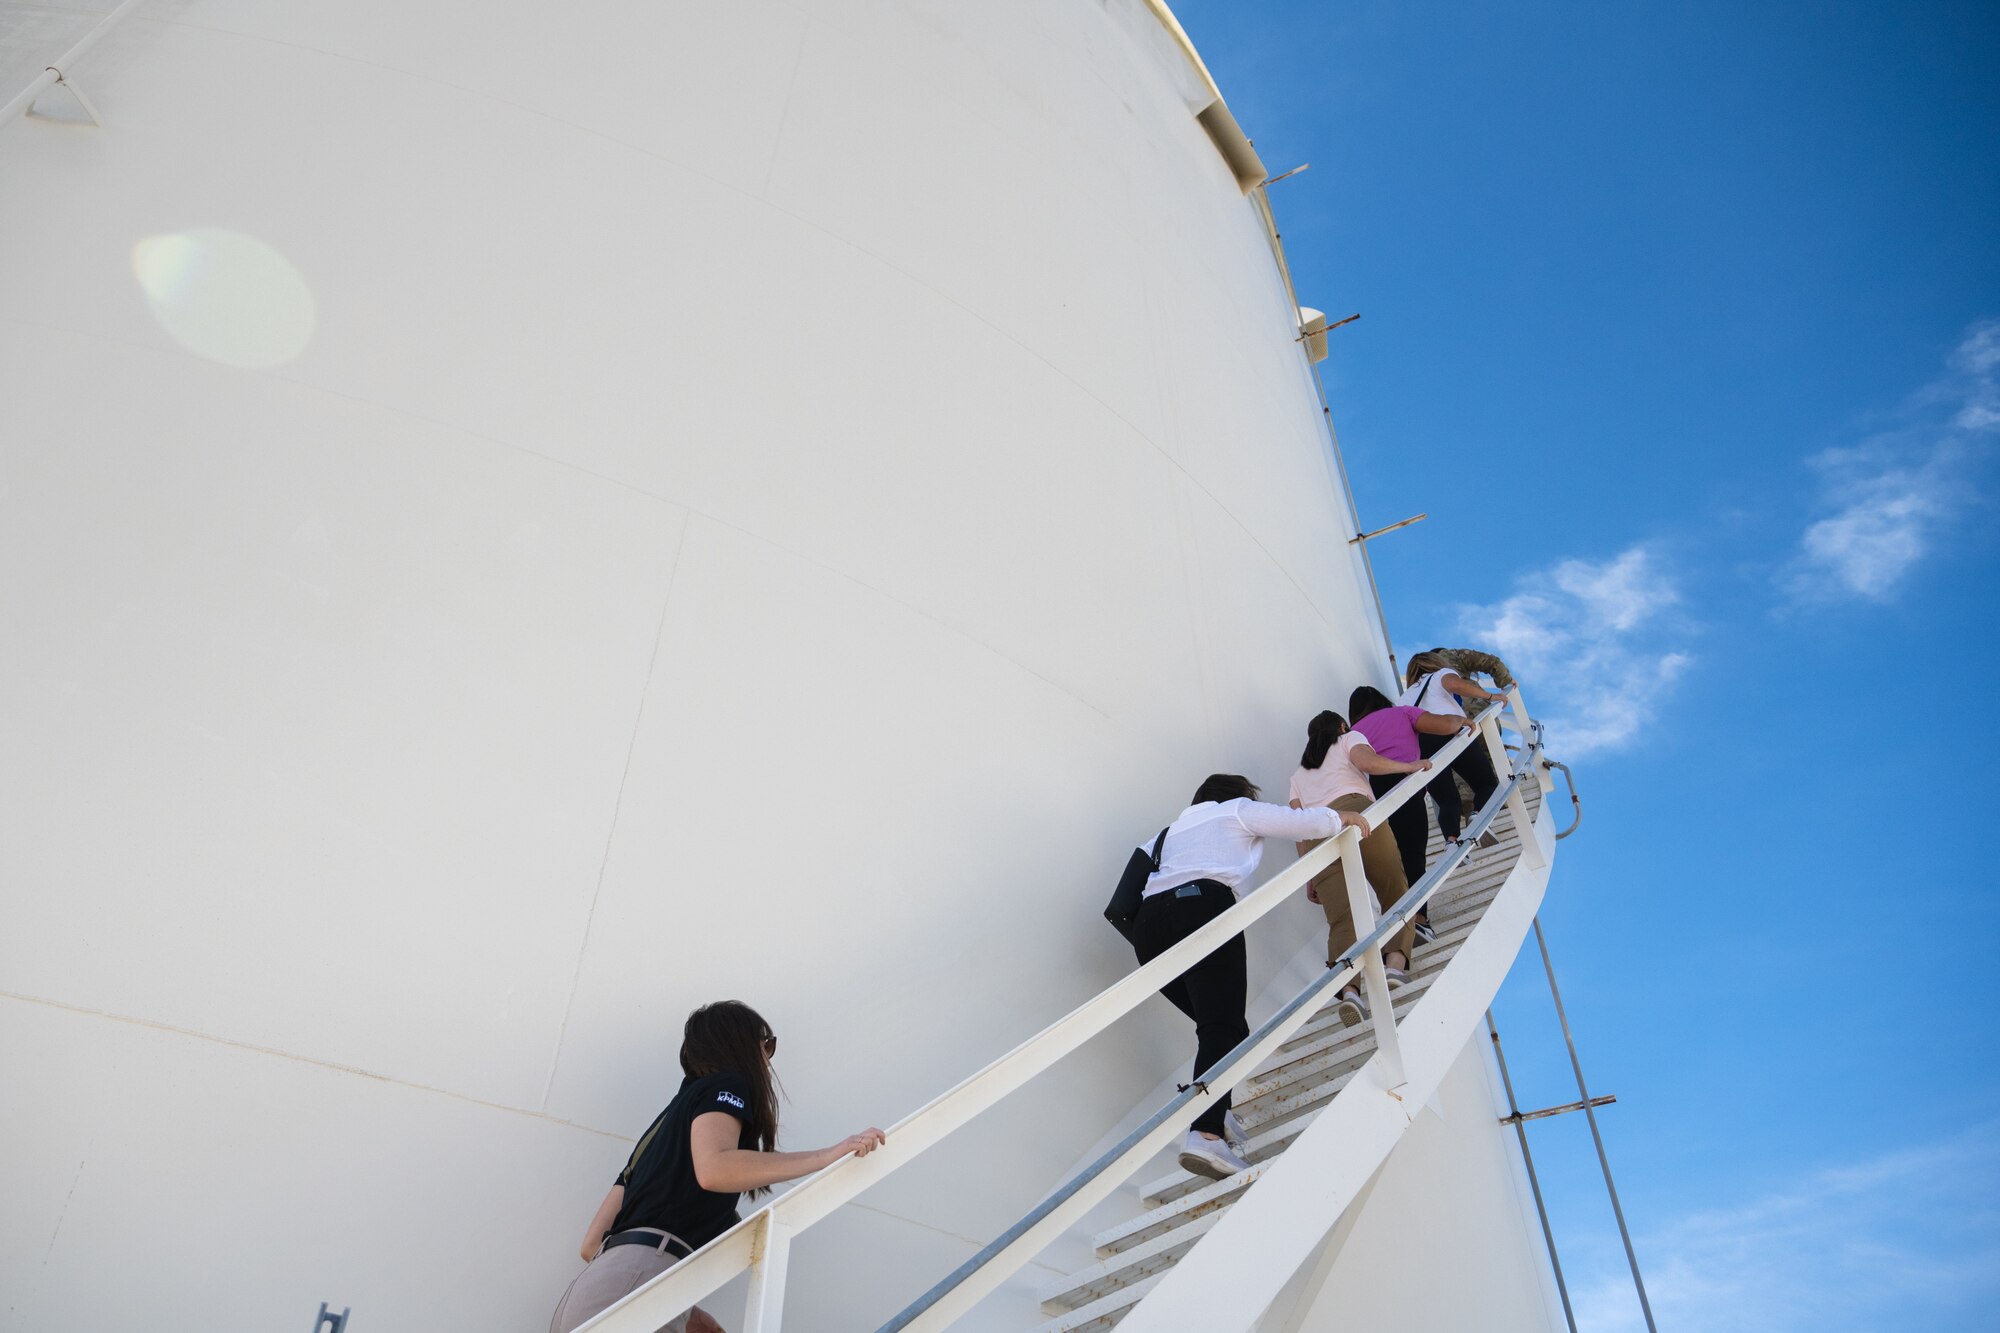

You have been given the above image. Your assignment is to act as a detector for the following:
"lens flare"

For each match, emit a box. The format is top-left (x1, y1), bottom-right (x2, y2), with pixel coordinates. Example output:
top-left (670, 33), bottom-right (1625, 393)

top-left (130, 228), bottom-right (316, 369)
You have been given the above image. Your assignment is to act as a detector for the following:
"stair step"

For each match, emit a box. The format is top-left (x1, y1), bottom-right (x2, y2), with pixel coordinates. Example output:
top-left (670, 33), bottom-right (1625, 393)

top-left (1239, 931), bottom-right (1499, 1111)
top-left (1140, 1109), bottom-right (1317, 1207)
top-left (1223, 897), bottom-right (1498, 1127)
top-left (1275, 958), bottom-right (1452, 1056)
top-left (1405, 864), bottom-right (1511, 924)
top-left (1028, 1272), bottom-right (1162, 1333)
top-left (1238, 976), bottom-right (1442, 1111)
top-left (1236, 1058), bottom-right (1363, 1139)
top-left (1038, 1211), bottom-right (1223, 1313)
top-left (1421, 855), bottom-right (1519, 893)
top-left (1424, 874), bottom-right (1508, 924)
top-left (1093, 1162), bottom-right (1267, 1256)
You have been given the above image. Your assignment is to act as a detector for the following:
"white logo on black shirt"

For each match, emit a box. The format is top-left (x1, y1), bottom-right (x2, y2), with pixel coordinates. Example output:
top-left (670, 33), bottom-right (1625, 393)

top-left (716, 1091), bottom-right (746, 1109)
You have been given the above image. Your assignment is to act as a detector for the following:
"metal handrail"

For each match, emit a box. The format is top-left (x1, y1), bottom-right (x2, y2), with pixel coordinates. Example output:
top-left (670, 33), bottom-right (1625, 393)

top-left (879, 751), bottom-right (1536, 1332)
top-left (1545, 758), bottom-right (1582, 839)
top-left (580, 695), bottom-right (1537, 1333)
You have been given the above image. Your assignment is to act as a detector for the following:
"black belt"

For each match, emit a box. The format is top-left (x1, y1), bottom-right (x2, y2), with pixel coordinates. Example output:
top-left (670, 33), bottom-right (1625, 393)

top-left (602, 1229), bottom-right (694, 1259)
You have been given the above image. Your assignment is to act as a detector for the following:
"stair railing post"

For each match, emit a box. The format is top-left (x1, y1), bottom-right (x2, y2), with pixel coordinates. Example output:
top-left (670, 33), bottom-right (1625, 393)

top-left (1484, 711), bottom-right (1544, 870)
top-left (1339, 834), bottom-right (1405, 1088)
top-left (741, 1212), bottom-right (793, 1333)
top-left (1507, 686), bottom-right (1554, 794)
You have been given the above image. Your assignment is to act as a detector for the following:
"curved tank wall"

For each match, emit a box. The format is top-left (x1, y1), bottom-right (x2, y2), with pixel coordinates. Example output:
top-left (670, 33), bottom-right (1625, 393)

top-left (0, 2), bottom-right (1400, 1328)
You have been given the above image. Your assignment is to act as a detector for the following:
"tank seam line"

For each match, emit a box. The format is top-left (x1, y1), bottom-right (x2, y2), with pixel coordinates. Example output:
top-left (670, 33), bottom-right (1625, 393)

top-left (536, 513), bottom-right (693, 1113)
top-left (0, 988), bottom-right (636, 1140)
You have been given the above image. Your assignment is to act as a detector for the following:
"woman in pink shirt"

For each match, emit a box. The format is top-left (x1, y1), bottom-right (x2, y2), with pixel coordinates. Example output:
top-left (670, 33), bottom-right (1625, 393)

top-left (1288, 710), bottom-right (1433, 1026)
top-left (1349, 685), bottom-right (1477, 942)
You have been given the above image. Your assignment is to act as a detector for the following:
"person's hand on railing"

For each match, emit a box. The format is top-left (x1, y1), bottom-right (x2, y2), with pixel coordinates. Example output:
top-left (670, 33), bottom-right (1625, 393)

top-left (831, 1128), bottom-right (889, 1164)
top-left (1337, 809), bottom-right (1373, 839)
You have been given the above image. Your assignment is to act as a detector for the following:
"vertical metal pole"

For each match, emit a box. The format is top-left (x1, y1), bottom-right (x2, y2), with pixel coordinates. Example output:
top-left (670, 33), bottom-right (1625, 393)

top-left (742, 1213), bottom-right (794, 1332)
top-left (1485, 1011), bottom-right (1579, 1333)
top-left (1534, 919), bottom-right (1657, 1333)
top-left (1485, 714), bottom-right (1544, 869)
top-left (1340, 835), bottom-right (1405, 1088)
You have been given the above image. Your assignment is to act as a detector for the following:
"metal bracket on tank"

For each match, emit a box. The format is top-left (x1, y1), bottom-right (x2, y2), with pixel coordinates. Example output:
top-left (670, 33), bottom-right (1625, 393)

top-left (312, 1303), bottom-right (351, 1332)
top-left (27, 69), bottom-right (101, 125)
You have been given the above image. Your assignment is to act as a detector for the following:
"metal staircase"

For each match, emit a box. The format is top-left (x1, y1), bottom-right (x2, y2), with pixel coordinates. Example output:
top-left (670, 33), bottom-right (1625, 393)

top-left (577, 689), bottom-right (1556, 1333)
top-left (1030, 790), bottom-right (1541, 1332)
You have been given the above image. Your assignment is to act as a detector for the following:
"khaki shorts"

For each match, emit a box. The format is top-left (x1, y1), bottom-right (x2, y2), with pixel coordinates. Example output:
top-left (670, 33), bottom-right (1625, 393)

top-left (550, 1233), bottom-right (693, 1333)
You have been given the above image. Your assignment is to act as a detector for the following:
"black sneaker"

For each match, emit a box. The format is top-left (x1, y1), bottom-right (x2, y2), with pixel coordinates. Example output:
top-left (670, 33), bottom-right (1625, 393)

top-left (1413, 913), bottom-right (1437, 944)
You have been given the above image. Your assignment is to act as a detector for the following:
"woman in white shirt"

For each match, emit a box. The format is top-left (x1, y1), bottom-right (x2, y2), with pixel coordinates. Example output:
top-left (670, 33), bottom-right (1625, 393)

top-left (1289, 711), bottom-right (1432, 1028)
top-left (1397, 650), bottom-right (1509, 844)
top-left (1133, 773), bottom-right (1361, 1180)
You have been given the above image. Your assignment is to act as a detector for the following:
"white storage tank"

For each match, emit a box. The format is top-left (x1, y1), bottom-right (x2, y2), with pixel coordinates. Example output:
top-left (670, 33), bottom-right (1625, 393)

top-left (0, 3), bottom-right (1562, 1330)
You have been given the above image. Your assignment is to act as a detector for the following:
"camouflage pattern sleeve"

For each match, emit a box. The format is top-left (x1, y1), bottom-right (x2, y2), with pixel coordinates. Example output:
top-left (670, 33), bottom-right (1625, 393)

top-left (1439, 647), bottom-right (1515, 689)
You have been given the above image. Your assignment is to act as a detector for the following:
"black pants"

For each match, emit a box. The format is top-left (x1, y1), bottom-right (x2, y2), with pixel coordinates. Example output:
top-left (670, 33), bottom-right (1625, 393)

top-left (1416, 729), bottom-right (1499, 840)
top-left (1133, 880), bottom-right (1248, 1136)
top-left (1369, 772), bottom-right (1431, 898)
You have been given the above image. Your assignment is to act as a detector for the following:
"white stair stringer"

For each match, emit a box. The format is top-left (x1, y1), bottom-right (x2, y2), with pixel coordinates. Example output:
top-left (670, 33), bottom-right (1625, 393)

top-left (1029, 787), bottom-right (1553, 1333)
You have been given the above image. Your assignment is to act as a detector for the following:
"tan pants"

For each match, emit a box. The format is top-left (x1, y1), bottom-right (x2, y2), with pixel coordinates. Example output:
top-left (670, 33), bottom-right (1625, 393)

top-left (1305, 793), bottom-right (1417, 974)
top-left (550, 1234), bottom-right (693, 1333)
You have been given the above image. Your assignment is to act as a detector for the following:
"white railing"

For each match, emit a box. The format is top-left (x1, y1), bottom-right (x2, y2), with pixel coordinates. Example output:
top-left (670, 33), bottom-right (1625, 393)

top-left (579, 688), bottom-right (1547, 1333)
top-left (882, 717), bottom-right (1546, 1331)
top-left (0, 0), bottom-right (146, 131)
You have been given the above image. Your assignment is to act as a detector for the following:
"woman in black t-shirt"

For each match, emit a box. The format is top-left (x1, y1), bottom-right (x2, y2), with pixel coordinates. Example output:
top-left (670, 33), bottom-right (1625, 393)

top-left (550, 1001), bottom-right (886, 1333)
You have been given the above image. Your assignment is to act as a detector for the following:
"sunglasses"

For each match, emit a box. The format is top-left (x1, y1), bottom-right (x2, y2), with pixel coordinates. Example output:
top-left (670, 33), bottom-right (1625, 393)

top-left (761, 1033), bottom-right (777, 1058)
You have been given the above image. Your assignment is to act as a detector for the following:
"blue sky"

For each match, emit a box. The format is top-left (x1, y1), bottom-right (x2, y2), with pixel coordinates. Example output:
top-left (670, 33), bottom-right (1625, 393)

top-left (1176, 1), bottom-right (2000, 1327)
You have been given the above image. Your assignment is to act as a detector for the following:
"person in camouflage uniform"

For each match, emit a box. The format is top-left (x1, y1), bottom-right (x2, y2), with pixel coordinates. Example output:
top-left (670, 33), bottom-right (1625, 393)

top-left (1399, 649), bottom-right (1512, 845)
top-left (1424, 648), bottom-right (1514, 718)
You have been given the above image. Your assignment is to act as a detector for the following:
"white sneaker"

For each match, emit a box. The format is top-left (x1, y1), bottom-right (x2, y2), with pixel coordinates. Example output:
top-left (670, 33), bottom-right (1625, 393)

top-left (1178, 1130), bottom-right (1250, 1180)
top-left (1335, 989), bottom-right (1368, 1027)
top-left (1384, 966), bottom-right (1409, 989)
top-left (1223, 1109), bottom-right (1251, 1154)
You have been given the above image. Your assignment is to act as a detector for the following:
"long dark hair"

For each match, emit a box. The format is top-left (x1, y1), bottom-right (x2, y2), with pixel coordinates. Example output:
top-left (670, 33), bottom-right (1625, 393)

top-left (1192, 773), bottom-right (1259, 805)
top-left (1349, 685), bottom-right (1394, 722)
top-left (1301, 710), bottom-right (1347, 770)
top-left (681, 1000), bottom-right (780, 1187)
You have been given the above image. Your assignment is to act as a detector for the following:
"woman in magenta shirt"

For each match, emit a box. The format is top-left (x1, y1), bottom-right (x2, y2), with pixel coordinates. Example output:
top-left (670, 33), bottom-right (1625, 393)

top-left (1349, 685), bottom-right (1475, 940)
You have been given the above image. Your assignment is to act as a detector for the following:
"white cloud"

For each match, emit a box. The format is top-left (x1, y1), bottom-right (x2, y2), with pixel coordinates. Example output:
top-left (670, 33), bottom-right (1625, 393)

top-left (1450, 546), bottom-right (1689, 757)
top-left (1569, 1127), bottom-right (2000, 1333)
top-left (1780, 320), bottom-right (1999, 604)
